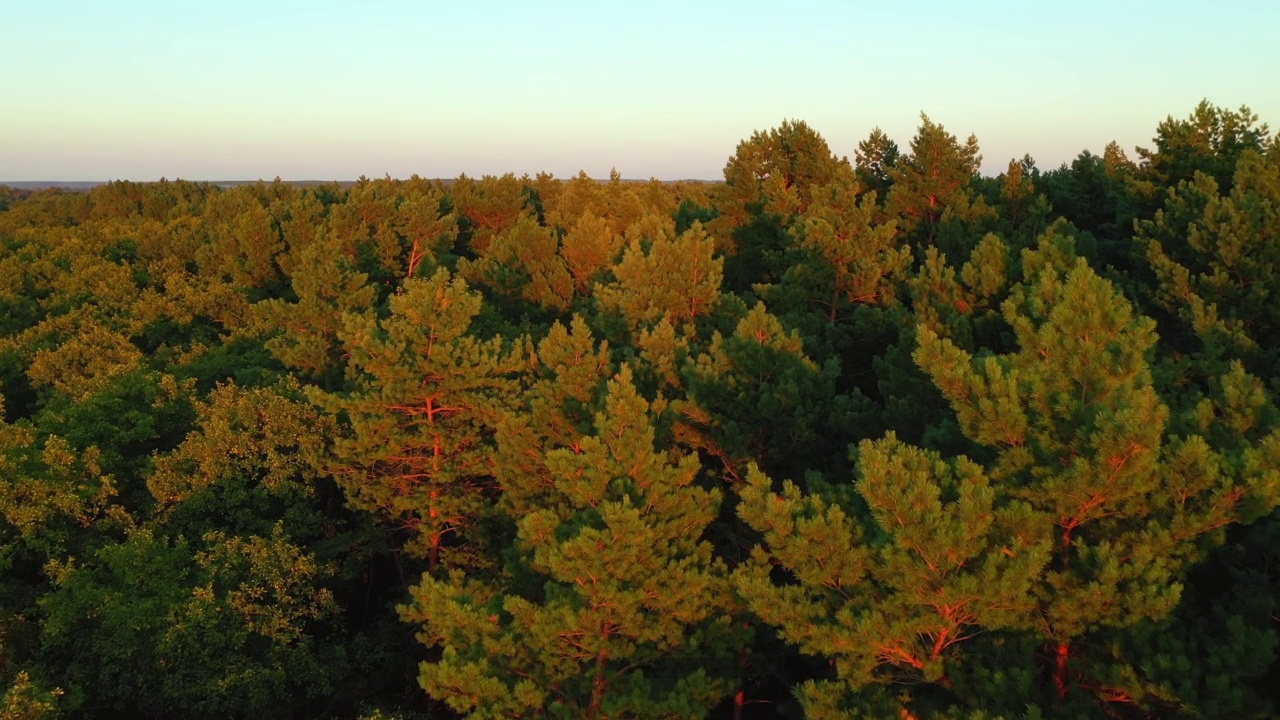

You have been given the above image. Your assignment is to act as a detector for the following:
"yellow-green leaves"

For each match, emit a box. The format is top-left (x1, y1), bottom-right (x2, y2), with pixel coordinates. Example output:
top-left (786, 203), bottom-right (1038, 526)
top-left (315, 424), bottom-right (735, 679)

top-left (316, 267), bottom-right (530, 566)
top-left (736, 440), bottom-right (1048, 712)
top-left (404, 367), bottom-right (738, 718)
top-left (596, 218), bottom-right (723, 335)
top-left (148, 381), bottom-right (332, 508)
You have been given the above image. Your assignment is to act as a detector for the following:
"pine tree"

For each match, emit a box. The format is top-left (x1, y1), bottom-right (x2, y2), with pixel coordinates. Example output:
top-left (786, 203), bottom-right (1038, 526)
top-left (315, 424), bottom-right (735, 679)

top-left (907, 232), bottom-right (1010, 350)
top-left (400, 367), bottom-right (740, 719)
top-left (913, 258), bottom-right (1280, 711)
top-left (449, 174), bottom-right (537, 257)
top-left (715, 120), bottom-right (854, 292)
top-left (491, 315), bottom-right (612, 519)
top-left (395, 179), bottom-right (458, 279)
top-left (1036, 147), bottom-right (1140, 274)
top-left (1140, 148), bottom-right (1280, 378)
top-left (1103, 363), bottom-right (1280, 717)
top-left (784, 174), bottom-right (908, 325)
top-left (1134, 101), bottom-right (1271, 200)
top-left (719, 120), bottom-right (852, 226)
top-left (560, 210), bottom-right (624, 296)
top-left (543, 169), bottom-right (654, 237)
top-left (595, 217), bottom-right (723, 338)
top-left (196, 186), bottom-right (285, 294)
top-left (886, 114), bottom-right (985, 246)
top-left (736, 254), bottom-right (1280, 715)
top-left (986, 156), bottom-right (1052, 243)
top-left (735, 438), bottom-right (1049, 718)
top-left (854, 127), bottom-right (900, 202)
top-left (458, 215), bottom-right (574, 314)
top-left (322, 178), bottom-right (457, 289)
top-left (678, 302), bottom-right (867, 482)
top-left (252, 233), bottom-right (377, 386)
top-left (313, 267), bottom-right (530, 572)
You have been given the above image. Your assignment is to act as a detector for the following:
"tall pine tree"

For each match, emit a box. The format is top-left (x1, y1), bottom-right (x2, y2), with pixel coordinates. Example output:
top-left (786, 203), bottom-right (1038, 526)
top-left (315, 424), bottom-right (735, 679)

top-left (313, 268), bottom-right (530, 572)
top-left (401, 366), bottom-right (740, 719)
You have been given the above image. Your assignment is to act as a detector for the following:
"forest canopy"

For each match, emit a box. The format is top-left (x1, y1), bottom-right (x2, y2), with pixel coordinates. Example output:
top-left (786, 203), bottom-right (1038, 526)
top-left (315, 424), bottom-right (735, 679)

top-left (2, 101), bottom-right (1279, 719)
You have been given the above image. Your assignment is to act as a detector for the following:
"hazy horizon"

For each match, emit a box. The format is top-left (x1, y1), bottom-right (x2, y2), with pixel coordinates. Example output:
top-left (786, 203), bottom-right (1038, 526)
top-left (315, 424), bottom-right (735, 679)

top-left (5, 0), bottom-right (1278, 182)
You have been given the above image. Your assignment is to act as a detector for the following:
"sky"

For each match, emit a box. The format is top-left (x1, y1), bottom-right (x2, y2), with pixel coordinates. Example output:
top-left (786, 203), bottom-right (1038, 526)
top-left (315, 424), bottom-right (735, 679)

top-left (2, 0), bottom-right (1277, 181)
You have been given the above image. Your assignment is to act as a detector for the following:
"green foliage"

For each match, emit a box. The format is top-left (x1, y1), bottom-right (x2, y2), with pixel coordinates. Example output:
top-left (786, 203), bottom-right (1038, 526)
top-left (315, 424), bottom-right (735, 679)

top-left (0, 419), bottom-right (126, 559)
top-left (39, 527), bottom-right (344, 719)
top-left (781, 174), bottom-right (908, 323)
top-left (493, 315), bottom-right (613, 518)
top-left (402, 367), bottom-right (740, 719)
top-left (595, 217), bottom-right (723, 337)
top-left (459, 215), bottom-right (574, 314)
top-left (559, 210), bottom-right (624, 296)
top-left (737, 440), bottom-right (1049, 717)
top-left (854, 127), bottom-right (900, 201)
top-left (1039, 147), bottom-right (1135, 247)
top-left (148, 380), bottom-right (334, 537)
top-left (716, 120), bottom-right (855, 292)
top-left (2, 105), bottom-right (1279, 720)
top-left (449, 173), bottom-right (536, 257)
top-left (886, 114), bottom-right (986, 244)
top-left (971, 156), bottom-right (1053, 250)
top-left (322, 176), bottom-right (458, 287)
top-left (253, 232), bottom-right (377, 385)
top-left (679, 302), bottom-right (870, 481)
top-left (915, 258), bottom-right (1280, 709)
top-left (721, 119), bottom-right (853, 224)
top-left (33, 370), bottom-right (195, 494)
top-left (1135, 100), bottom-right (1271, 198)
top-left (196, 186), bottom-right (286, 294)
top-left (315, 267), bottom-right (530, 569)
top-left (1141, 149), bottom-right (1280, 377)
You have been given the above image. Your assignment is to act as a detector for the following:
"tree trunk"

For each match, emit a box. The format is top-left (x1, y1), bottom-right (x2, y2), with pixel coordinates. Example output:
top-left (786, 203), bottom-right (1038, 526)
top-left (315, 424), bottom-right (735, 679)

top-left (1053, 641), bottom-right (1070, 699)
top-left (586, 650), bottom-right (608, 720)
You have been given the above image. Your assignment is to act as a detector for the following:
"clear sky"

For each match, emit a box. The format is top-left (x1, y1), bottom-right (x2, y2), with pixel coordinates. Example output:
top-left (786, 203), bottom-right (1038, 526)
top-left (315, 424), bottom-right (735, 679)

top-left (3, 0), bottom-right (1277, 181)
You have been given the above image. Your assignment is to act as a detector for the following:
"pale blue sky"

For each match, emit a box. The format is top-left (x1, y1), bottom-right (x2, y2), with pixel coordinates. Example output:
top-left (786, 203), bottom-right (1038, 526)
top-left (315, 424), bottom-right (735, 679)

top-left (2, 0), bottom-right (1276, 180)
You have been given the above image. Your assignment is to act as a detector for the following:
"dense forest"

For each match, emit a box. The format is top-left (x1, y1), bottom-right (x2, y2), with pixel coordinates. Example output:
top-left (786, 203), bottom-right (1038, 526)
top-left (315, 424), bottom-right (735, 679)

top-left (2, 101), bottom-right (1278, 719)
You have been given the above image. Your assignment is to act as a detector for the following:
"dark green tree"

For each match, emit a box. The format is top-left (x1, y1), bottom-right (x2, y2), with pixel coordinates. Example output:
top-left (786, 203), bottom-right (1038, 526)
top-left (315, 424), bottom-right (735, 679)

top-left (458, 215), bottom-right (574, 314)
top-left (854, 127), bottom-right (900, 202)
top-left (1141, 149), bottom-right (1280, 378)
top-left (1135, 100), bottom-right (1271, 201)
top-left (39, 526), bottom-right (344, 719)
